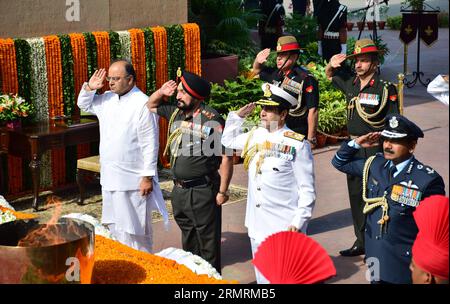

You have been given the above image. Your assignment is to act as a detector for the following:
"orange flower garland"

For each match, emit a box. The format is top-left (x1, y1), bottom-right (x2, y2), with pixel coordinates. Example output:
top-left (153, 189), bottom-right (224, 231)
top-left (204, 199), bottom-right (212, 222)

top-left (44, 35), bottom-right (66, 186)
top-left (128, 29), bottom-right (147, 93)
top-left (181, 23), bottom-right (202, 75)
top-left (0, 206), bottom-right (37, 220)
top-left (93, 235), bottom-right (238, 284)
top-left (92, 32), bottom-right (111, 94)
top-left (69, 33), bottom-right (91, 159)
top-left (0, 38), bottom-right (23, 194)
top-left (151, 26), bottom-right (170, 168)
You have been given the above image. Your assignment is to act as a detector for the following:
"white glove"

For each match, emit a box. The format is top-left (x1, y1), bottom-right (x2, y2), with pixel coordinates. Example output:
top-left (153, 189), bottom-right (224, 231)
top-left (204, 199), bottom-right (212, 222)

top-left (318, 41), bottom-right (323, 56)
top-left (340, 43), bottom-right (347, 55)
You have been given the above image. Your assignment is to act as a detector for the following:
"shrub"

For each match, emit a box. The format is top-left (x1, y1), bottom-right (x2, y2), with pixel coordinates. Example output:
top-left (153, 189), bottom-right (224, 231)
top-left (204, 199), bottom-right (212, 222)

top-left (438, 11), bottom-right (449, 28)
top-left (387, 16), bottom-right (402, 30)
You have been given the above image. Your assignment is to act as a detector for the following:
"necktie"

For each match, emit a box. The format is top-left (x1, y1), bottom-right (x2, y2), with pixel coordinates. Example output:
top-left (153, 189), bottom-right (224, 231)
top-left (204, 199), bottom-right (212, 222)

top-left (389, 166), bottom-right (397, 181)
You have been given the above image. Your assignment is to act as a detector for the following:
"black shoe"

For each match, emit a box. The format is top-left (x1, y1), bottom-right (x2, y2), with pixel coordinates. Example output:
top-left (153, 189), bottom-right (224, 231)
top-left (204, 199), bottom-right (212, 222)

top-left (339, 245), bottom-right (365, 257)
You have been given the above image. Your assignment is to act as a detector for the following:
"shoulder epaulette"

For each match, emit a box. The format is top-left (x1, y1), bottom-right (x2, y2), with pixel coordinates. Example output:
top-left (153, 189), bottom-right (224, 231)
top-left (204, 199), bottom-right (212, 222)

top-left (283, 131), bottom-right (305, 142)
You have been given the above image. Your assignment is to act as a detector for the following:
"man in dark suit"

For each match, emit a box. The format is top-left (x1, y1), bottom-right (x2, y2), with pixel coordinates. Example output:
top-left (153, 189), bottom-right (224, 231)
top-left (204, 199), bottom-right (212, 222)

top-left (332, 114), bottom-right (445, 284)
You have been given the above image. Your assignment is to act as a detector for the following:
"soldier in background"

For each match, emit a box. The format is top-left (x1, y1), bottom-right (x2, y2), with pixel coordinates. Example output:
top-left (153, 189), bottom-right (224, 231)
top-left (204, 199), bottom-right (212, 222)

top-left (258, 0), bottom-right (286, 49)
top-left (317, 0), bottom-right (348, 62)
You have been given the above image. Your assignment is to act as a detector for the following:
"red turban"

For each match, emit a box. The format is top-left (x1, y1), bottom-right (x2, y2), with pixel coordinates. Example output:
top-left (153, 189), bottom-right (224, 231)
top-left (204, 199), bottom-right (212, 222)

top-left (412, 195), bottom-right (449, 280)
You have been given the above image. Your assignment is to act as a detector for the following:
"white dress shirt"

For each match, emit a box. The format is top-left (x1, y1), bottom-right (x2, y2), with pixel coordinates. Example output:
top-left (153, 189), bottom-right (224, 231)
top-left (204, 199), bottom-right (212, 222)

top-left (222, 112), bottom-right (316, 243)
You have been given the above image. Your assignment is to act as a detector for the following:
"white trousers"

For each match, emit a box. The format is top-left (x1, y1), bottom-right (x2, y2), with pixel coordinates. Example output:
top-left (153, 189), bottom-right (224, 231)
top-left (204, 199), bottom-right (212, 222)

top-left (250, 237), bottom-right (270, 284)
top-left (102, 190), bottom-right (154, 253)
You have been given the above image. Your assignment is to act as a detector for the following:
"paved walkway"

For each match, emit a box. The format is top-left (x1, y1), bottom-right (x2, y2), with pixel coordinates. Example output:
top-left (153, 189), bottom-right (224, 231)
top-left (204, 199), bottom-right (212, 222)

top-left (153, 29), bottom-right (449, 284)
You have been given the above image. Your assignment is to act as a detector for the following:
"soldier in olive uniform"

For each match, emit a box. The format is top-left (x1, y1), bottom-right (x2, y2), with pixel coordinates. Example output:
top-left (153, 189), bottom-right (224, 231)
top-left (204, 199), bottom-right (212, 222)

top-left (147, 71), bottom-right (234, 273)
top-left (253, 36), bottom-right (320, 148)
top-left (332, 115), bottom-right (445, 283)
top-left (325, 39), bottom-right (400, 257)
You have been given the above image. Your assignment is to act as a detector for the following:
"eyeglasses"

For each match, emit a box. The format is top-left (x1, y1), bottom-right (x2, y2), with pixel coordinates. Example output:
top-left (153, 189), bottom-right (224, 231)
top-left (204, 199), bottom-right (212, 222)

top-left (106, 75), bottom-right (130, 82)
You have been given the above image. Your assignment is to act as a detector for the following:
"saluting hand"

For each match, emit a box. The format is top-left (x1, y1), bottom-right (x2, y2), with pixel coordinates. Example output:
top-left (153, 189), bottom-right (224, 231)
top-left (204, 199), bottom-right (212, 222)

top-left (87, 69), bottom-right (106, 91)
top-left (159, 80), bottom-right (177, 97)
top-left (236, 102), bottom-right (256, 118)
top-left (255, 48), bottom-right (271, 65)
top-left (329, 54), bottom-right (347, 69)
top-left (355, 132), bottom-right (382, 148)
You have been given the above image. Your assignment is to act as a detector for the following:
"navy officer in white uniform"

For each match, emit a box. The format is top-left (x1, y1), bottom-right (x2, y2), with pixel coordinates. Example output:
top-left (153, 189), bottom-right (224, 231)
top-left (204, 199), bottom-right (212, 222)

top-left (222, 83), bottom-right (316, 284)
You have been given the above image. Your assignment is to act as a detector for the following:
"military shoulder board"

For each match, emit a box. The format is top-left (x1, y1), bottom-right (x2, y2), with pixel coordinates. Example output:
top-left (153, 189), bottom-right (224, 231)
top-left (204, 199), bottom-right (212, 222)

top-left (283, 131), bottom-right (305, 142)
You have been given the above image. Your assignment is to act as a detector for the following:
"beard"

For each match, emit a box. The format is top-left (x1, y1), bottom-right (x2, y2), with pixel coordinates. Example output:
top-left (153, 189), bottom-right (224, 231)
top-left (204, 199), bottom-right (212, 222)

top-left (176, 99), bottom-right (195, 111)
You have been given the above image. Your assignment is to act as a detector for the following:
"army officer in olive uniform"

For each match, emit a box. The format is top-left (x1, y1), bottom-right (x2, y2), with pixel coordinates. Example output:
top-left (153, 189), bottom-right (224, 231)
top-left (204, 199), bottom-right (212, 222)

top-left (147, 71), bottom-right (234, 273)
top-left (332, 115), bottom-right (445, 283)
top-left (325, 38), bottom-right (400, 257)
top-left (253, 36), bottom-right (320, 148)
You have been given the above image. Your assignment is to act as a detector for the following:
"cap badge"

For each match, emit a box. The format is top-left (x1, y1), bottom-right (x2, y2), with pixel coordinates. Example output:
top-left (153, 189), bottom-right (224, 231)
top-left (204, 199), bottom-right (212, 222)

top-left (176, 67), bottom-right (182, 78)
top-left (389, 116), bottom-right (399, 128)
top-left (264, 84), bottom-right (272, 98)
top-left (354, 46), bottom-right (361, 54)
top-left (276, 44), bottom-right (282, 51)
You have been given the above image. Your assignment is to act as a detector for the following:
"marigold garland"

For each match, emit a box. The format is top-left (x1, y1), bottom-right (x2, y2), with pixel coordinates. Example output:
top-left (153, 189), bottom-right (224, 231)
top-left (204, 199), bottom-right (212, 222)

top-left (151, 26), bottom-right (170, 168)
top-left (70, 33), bottom-right (91, 159)
top-left (128, 29), bottom-right (147, 93)
top-left (0, 38), bottom-right (23, 195)
top-left (0, 23), bottom-right (203, 194)
top-left (44, 35), bottom-right (66, 187)
top-left (182, 23), bottom-right (202, 75)
top-left (93, 235), bottom-right (238, 284)
top-left (92, 32), bottom-right (111, 94)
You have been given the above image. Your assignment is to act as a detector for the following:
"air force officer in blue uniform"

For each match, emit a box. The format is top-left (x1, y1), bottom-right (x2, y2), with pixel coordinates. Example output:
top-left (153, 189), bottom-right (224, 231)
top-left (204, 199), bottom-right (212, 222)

top-left (332, 114), bottom-right (445, 284)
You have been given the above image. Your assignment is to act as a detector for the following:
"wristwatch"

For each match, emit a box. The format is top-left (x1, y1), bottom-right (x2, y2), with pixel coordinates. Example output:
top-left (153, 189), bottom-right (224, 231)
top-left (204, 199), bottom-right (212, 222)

top-left (308, 137), bottom-right (317, 145)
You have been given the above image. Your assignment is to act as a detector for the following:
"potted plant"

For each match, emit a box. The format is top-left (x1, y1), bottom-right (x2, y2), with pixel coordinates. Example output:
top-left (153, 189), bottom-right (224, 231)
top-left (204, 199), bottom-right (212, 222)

top-left (189, 0), bottom-right (261, 84)
top-left (0, 94), bottom-right (34, 129)
top-left (346, 21), bottom-right (355, 31)
top-left (378, 5), bottom-right (389, 30)
top-left (284, 13), bottom-right (318, 45)
top-left (402, 0), bottom-right (425, 11)
top-left (352, 10), bottom-right (366, 31)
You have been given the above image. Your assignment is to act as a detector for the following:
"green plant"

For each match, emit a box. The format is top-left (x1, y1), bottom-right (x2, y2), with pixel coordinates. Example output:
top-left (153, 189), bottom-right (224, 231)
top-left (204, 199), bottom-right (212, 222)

top-left (387, 16), bottom-right (403, 30)
top-left (438, 11), bottom-right (449, 28)
top-left (189, 0), bottom-right (262, 55)
top-left (0, 94), bottom-right (34, 122)
top-left (306, 62), bottom-right (347, 134)
top-left (346, 36), bottom-right (390, 65)
top-left (207, 75), bottom-right (264, 117)
top-left (318, 98), bottom-right (347, 134)
top-left (284, 13), bottom-right (318, 46)
top-left (401, 0), bottom-right (424, 11)
top-left (379, 4), bottom-right (389, 20)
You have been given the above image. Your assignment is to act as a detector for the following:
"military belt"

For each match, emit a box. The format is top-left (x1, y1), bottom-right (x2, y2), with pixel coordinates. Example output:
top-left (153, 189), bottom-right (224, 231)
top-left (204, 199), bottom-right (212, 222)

top-left (173, 176), bottom-right (211, 188)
